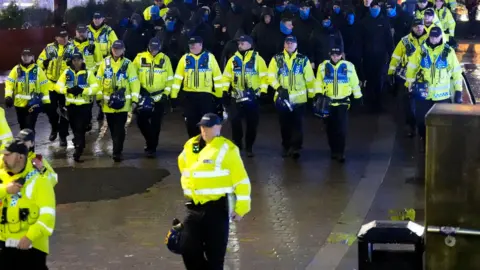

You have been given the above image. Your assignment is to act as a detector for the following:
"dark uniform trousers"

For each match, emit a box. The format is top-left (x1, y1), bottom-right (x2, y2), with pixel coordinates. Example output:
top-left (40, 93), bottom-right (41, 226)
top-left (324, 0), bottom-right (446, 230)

top-left (65, 104), bottom-right (91, 153)
top-left (183, 92), bottom-right (217, 138)
top-left (46, 90), bottom-right (68, 136)
top-left (15, 107), bottom-right (39, 131)
top-left (278, 103), bottom-right (305, 151)
top-left (396, 79), bottom-right (416, 132)
top-left (415, 98), bottom-right (451, 139)
top-left (136, 102), bottom-right (165, 151)
top-left (105, 112), bottom-right (128, 156)
top-left (0, 242), bottom-right (48, 270)
top-left (325, 105), bottom-right (349, 156)
top-left (364, 60), bottom-right (386, 111)
top-left (182, 197), bottom-right (229, 270)
top-left (229, 101), bottom-right (259, 151)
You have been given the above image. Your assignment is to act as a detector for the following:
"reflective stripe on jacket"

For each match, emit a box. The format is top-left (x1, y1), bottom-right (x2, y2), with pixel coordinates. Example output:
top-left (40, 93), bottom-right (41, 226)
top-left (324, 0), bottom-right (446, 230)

top-left (5, 64), bottom-right (50, 107)
top-left (56, 67), bottom-right (99, 106)
top-left (316, 60), bottom-right (362, 105)
top-left (133, 51), bottom-right (174, 99)
top-left (223, 50), bottom-right (269, 94)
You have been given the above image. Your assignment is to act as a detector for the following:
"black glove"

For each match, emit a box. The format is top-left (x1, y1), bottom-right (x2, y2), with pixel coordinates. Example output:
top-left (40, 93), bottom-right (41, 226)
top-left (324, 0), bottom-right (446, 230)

top-left (258, 92), bottom-right (269, 104)
top-left (277, 87), bottom-right (289, 100)
top-left (454, 91), bottom-right (462, 104)
top-left (352, 97), bottom-right (364, 108)
top-left (170, 98), bottom-right (178, 109)
top-left (67, 86), bottom-right (84, 96)
top-left (43, 59), bottom-right (51, 70)
top-left (5, 97), bottom-right (13, 108)
top-left (388, 75), bottom-right (395, 86)
top-left (87, 43), bottom-right (95, 54)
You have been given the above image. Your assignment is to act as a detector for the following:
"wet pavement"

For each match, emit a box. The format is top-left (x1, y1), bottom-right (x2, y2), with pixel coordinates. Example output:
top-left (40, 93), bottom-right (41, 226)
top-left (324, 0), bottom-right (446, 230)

top-left (0, 47), bottom-right (476, 270)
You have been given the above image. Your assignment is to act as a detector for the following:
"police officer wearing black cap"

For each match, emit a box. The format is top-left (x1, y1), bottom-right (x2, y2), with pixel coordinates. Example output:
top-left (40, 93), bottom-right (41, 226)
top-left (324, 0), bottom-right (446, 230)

top-left (171, 36), bottom-right (224, 138)
top-left (88, 11), bottom-right (118, 58)
top-left (133, 37), bottom-right (174, 158)
top-left (5, 49), bottom-right (50, 132)
top-left (177, 112), bottom-right (251, 270)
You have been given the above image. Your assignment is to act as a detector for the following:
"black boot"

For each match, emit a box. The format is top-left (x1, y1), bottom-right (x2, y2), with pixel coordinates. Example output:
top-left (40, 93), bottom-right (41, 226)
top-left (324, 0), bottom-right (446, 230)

top-left (113, 154), bottom-right (123, 162)
top-left (73, 148), bottom-right (83, 163)
top-left (49, 131), bottom-right (57, 142)
top-left (59, 137), bottom-right (67, 147)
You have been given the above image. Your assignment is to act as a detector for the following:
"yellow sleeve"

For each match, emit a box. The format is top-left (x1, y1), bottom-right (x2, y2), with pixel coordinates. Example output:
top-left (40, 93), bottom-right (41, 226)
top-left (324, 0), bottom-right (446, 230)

top-left (55, 70), bottom-right (68, 95)
top-left (93, 43), bottom-right (103, 72)
top-left (211, 54), bottom-right (224, 98)
top-left (83, 71), bottom-right (100, 96)
top-left (222, 57), bottom-right (234, 92)
top-left (348, 62), bottom-right (362, 98)
top-left (37, 48), bottom-right (48, 69)
top-left (26, 176), bottom-right (56, 242)
top-left (225, 146), bottom-right (251, 217)
top-left (107, 30), bottom-right (118, 52)
top-left (37, 68), bottom-right (51, 104)
top-left (0, 185), bottom-right (6, 199)
top-left (5, 66), bottom-right (18, 97)
top-left (0, 108), bottom-right (13, 145)
top-left (405, 50), bottom-right (421, 88)
top-left (267, 57), bottom-right (280, 90)
top-left (446, 9), bottom-right (456, 37)
top-left (389, 40), bottom-right (406, 75)
top-left (42, 159), bottom-right (57, 188)
top-left (164, 55), bottom-right (174, 96)
top-left (178, 148), bottom-right (187, 174)
top-left (316, 62), bottom-right (326, 95)
top-left (143, 6), bottom-right (152, 21)
top-left (133, 54), bottom-right (142, 70)
top-left (304, 58), bottom-right (317, 98)
top-left (171, 55), bottom-right (186, 99)
top-left (127, 62), bottom-right (140, 103)
top-left (449, 49), bottom-right (462, 92)
top-left (96, 61), bottom-right (106, 100)
top-left (257, 55), bottom-right (269, 94)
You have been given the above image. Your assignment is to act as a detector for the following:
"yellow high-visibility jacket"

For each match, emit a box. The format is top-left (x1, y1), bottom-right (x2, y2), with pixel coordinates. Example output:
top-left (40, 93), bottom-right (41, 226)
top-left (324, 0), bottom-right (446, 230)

top-left (178, 136), bottom-right (251, 217)
top-left (223, 50), bottom-right (269, 96)
top-left (5, 64), bottom-right (51, 107)
top-left (37, 42), bottom-right (78, 84)
top-left (267, 50), bottom-right (317, 104)
top-left (435, 6), bottom-right (456, 39)
top-left (316, 60), bottom-right (362, 106)
top-left (143, 5), bottom-right (170, 21)
top-left (96, 56), bottom-right (140, 113)
top-left (87, 24), bottom-right (118, 57)
top-left (28, 152), bottom-right (57, 188)
top-left (405, 42), bottom-right (462, 101)
top-left (172, 51), bottom-right (224, 99)
top-left (73, 38), bottom-right (103, 73)
top-left (0, 160), bottom-right (56, 254)
top-left (56, 66), bottom-right (99, 106)
top-left (0, 108), bottom-right (13, 148)
top-left (133, 51), bottom-right (174, 101)
top-left (388, 32), bottom-right (429, 78)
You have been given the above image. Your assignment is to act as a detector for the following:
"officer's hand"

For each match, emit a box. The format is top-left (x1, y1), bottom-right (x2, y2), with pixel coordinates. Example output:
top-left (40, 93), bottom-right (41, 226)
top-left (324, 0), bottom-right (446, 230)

top-left (43, 59), bottom-right (51, 70)
top-left (67, 86), bottom-right (84, 96)
top-left (6, 182), bottom-right (22, 194)
top-left (17, 236), bottom-right (32, 250)
top-left (277, 87), bottom-right (289, 100)
top-left (131, 102), bottom-right (138, 112)
top-left (5, 97), bottom-right (13, 108)
top-left (311, 62), bottom-right (315, 69)
top-left (388, 75), bottom-right (395, 86)
top-left (170, 98), bottom-right (178, 109)
top-left (231, 212), bottom-right (243, 222)
top-left (87, 43), bottom-right (95, 53)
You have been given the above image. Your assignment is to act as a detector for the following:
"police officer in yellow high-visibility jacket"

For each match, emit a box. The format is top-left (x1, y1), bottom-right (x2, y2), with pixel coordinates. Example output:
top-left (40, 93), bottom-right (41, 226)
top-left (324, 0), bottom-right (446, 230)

top-left (178, 113), bottom-right (251, 270)
top-left (434, 0), bottom-right (456, 41)
top-left (316, 46), bottom-right (362, 163)
top-left (388, 19), bottom-right (428, 137)
top-left (88, 12), bottom-right (118, 58)
top-left (172, 36), bottom-right (224, 138)
top-left (73, 24), bottom-right (103, 73)
top-left (143, 0), bottom-right (169, 23)
top-left (96, 40), bottom-right (140, 162)
top-left (0, 140), bottom-right (56, 269)
top-left (419, 8), bottom-right (447, 40)
top-left (222, 35), bottom-right (268, 157)
top-left (38, 29), bottom-right (78, 143)
top-left (405, 27), bottom-right (462, 147)
top-left (267, 35), bottom-right (317, 159)
top-left (133, 38), bottom-right (174, 158)
top-left (56, 52), bottom-right (99, 162)
top-left (428, 0), bottom-right (456, 11)
top-left (0, 108), bottom-right (13, 149)
top-left (5, 49), bottom-right (50, 132)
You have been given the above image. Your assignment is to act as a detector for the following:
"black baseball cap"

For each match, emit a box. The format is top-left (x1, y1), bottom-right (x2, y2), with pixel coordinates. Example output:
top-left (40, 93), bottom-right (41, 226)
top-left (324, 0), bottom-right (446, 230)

top-left (72, 52), bottom-right (84, 60)
top-left (16, 129), bottom-right (35, 143)
top-left (56, 29), bottom-right (68, 37)
top-left (148, 38), bottom-right (161, 51)
top-left (385, 0), bottom-right (396, 9)
top-left (21, 48), bottom-right (33, 55)
top-left (197, 113), bottom-right (222, 127)
top-left (418, 0), bottom-right (428, 3)
top-left (1, 139), bottom-right (29, 156)
top-left (412, 18), bottom-right (424, 26)
top-left (112, 40), bottom-right (125, 49)
top-left (429, 26), bottom-right (442, 37)
top-left (284, 35), bottom-right (297, 43)
top-left (188, 36), bottom-right (203, 44)
top-left (93, 12), bottom-right (103, 19)
top-left (330, 46), bottom-right (343, 55)
top-left (237, 35), bottom-right (253, 44)
top-left (76, 24), bottom-right (87, 33)
top-left (424, 8), bottom-right (434, 16)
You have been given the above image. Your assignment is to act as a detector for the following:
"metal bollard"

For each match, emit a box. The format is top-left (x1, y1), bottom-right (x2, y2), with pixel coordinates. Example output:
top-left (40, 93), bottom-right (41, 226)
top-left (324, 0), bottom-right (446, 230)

top-left (357, 220), bottom-right (424, 270)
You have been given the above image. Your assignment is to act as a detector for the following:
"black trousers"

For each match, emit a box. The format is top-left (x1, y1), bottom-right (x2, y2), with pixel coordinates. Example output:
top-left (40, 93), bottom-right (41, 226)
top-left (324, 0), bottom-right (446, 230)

top-left (15, 106), bottom-right (39, 131)
top-left (278, 104), bottom-right (305, 151)
top-left (325, 105), bottom-right (348, 155)
top-left (65, 105), bottom-right (90, 153)
top-left (364, 60), bottom-right (386, 110)
top-left (182, 197), bottom-right (229, 270)
top-left (0, 242), bottom-right (48, 270)
top-left (105, 112), bottom-right (128, 156)
top-left (46, 90), bottom-right (68, 135)
top-left (183, 92), bottom-right (216, 138)
top-left (415, 98), bottom-right (451, 139)
top-left (229, 101), bottom-right (259, 150)
top-left (136, 102), bottom-right (165, 151)
top-left (396, 80), bottom-right (416, 131)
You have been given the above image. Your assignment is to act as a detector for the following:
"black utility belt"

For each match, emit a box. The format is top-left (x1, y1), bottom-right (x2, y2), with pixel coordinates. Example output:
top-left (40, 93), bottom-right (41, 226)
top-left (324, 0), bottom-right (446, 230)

top-left (185, 196), bottom-right (227, 210)
top-left (0, 207), bottom-right (30, 224)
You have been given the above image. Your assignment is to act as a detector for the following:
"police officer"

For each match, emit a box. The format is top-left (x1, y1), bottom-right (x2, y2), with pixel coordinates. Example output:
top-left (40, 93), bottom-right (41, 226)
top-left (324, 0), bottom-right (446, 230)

top-left (133, 38), bottom-right (174, 158)
top-left (56, 52), bottom-right (99, 161)
top-left (222, 35), bottom-right (268, 157)
top-left (88, 12), bottom-right (118, 58)
top-left (5, 49), bottom-right (50, 132)
top-left (388, 18), bottom-right (428, 137)
top-left (405, 26), bottom-right (462, 150)
top-left (0, 108), bottom-right (13, 148)
top-left (37, 29), bottom-right (77, 142)
top-left (178, 113), bottom-right (251, 270)
top-left (73, 24), bottom-right (103, 73)
top-left (316, 46), bottom-right (362, 162)
top-left (0, 139), bottom-right (56, 269)
top-left (268, 35), bottom-right (317, 159)
top-left (16, 129), bottom-right (58, 188)
top-left (96, 40), bottom-right (140, 162)
top-left (434, 0), bottom-right (456, 42)
top-left (171, 36), bottom-right (224, 138)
